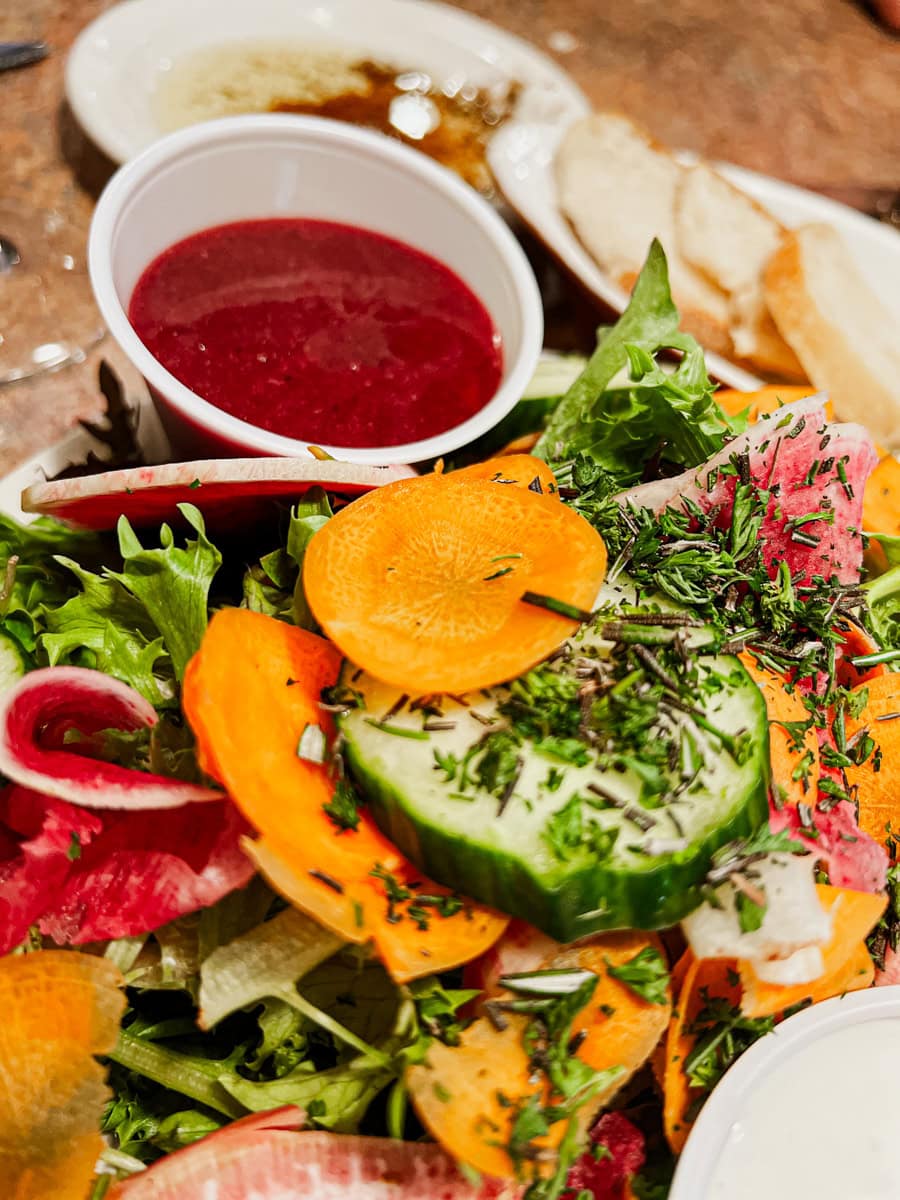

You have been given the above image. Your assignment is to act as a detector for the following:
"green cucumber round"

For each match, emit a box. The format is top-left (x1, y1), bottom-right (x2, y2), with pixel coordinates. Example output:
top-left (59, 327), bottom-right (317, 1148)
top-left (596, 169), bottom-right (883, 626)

top-left (340, 581), bottom-right (770, 940)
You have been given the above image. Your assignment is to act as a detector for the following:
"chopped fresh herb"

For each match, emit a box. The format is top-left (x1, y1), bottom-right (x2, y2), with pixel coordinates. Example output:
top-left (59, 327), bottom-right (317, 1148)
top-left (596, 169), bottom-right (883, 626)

top-left (322, 778), bottom-right (361, 832)
top-left (605, 947), bottom-right (670, 1005)
top-left (520, 591), bottom-right (593, 623)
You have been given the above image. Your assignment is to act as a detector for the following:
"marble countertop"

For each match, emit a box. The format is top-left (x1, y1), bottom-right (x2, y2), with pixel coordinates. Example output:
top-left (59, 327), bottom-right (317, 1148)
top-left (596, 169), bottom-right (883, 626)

top-left (1, 0), bottom-right (898, 476)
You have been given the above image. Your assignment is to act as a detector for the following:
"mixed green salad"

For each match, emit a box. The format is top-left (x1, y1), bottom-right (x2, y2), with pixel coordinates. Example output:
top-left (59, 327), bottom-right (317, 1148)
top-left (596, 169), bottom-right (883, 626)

top-left (3, 244), bottom-right (900, 1200)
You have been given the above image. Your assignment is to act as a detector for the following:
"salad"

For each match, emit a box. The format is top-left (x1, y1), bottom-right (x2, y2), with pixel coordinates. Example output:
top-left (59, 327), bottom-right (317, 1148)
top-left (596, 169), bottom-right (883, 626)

top-left (3, 242), bottom-right (900, 1200)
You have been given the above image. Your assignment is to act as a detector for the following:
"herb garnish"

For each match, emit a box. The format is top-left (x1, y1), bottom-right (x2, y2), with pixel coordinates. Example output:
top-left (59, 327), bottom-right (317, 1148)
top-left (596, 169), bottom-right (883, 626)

top-left (605, 947), bottom-right (670, 1005)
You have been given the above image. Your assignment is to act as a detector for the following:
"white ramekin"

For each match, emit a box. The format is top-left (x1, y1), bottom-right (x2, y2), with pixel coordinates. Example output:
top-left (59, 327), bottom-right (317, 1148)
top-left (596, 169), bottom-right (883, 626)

top-left (88, 114), bottom-right (543, 465)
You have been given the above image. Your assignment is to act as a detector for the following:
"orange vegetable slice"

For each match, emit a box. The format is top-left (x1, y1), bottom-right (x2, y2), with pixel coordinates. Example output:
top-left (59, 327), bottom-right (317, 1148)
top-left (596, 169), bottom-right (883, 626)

top-left (844, 673), bottom-right (900, 843)
top-left (450, 454), bottom-right (558, 496)
top-left (863, 453), bottom-right (900, 538)
top-left (183, 608), bottom-right (507, 983)
top-left (0, 950), bottom-right (124, 1199)
top-left (715, 386), bottom-right (824, 422)
top-left (302, 470), bottom-right (607, 694)
top-left (663, 956), bottom-right (740, 1154)
top-left (407, 932), bottom-right (670, 1179)
top-left (497, 432), bottom-right (541, 457)
top-left (738, 884), bottom-right (885, 1017)
top-left (739, 652), bottom-right (819, 807)
top-left (834, 621), bottom-right (888, 689)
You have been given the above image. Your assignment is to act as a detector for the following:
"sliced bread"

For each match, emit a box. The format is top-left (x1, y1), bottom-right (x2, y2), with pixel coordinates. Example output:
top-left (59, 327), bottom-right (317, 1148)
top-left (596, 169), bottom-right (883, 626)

top-left (675, 163), bottom-right (806, 380)
top-left (764, 224), bottom-right (900, 448)
top-left (555, 113), bottom-right (734, 358)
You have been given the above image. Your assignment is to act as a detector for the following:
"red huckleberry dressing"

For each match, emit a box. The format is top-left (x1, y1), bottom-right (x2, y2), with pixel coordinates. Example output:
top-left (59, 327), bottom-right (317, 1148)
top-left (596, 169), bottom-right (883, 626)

top-left (128, 218), bottom-right (503, 448)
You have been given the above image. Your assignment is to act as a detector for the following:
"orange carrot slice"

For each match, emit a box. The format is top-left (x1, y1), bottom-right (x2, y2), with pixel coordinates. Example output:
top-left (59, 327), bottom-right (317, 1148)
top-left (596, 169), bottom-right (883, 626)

top-left (303, 470), bottom-right (607, 694)
top-left (739, 652), bottom-right (819, 807)
top-left (0, 951), bottom-right (124, 1199)
top-left (844, 673), bottom-right (900, 843)
top-left (715, 386), bottom-right (824, 422)
top-left (663, 956), bottom-right (740, 1154)
top-left (738, 884), bottom-right (886, 1017)
top-left (184, 608), bottom-right (507, 983)
top-left (863, 453), bottom-right (900, 538)
top-left (834, 622), bottom-right (888, 689)
top-left (451, 454), bottom-right (558, 496)
top-left (407, 932), bottom-right (670, 1179)
top-left (498, 432), bottom-right (541, 456)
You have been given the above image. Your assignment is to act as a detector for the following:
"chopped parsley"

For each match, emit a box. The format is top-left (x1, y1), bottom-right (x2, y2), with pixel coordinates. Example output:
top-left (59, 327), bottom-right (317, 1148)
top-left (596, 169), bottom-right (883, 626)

top-left (605, 947), bottom-right (670, 1005)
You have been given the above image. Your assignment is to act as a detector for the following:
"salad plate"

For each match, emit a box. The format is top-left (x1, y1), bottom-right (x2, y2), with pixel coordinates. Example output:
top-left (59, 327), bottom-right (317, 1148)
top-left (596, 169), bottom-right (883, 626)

top-left (489, 118), bottom-right (900, 391)
top-left (65, 0), bottom-right (588, 167)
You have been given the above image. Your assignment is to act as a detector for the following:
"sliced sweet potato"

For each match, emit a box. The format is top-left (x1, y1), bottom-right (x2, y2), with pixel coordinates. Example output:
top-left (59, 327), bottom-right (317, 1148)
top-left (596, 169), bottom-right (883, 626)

top-left (407, 932), bottom-right (670, 1180)
top-left (738, 884), bottom-right (885, 1017)
top-left (302, 470), bottom-right (607, 694)
top-left (183, 608), bottom-right (506, 983)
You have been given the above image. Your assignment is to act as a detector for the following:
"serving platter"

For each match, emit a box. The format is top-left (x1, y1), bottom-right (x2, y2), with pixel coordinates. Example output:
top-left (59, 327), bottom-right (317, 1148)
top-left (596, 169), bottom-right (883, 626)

top-left (65, 0), bottom-right (588, 166)
top-left (489, 120), bottom-right (900, 392)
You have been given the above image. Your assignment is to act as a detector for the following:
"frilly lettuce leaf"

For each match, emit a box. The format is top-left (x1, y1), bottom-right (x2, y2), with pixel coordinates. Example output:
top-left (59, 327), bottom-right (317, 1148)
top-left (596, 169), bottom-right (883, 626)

top-left (110, 503), bottom-right (222, 681)
top-left (242, 489), bottom-right (332, 629)
top-left (535, 240), bottom-right (738, 488)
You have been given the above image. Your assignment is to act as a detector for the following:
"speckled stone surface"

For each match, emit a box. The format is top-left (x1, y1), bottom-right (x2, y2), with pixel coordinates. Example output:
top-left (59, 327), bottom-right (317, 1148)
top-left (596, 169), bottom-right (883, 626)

top-left (0, 0), bottom-right (898, 475)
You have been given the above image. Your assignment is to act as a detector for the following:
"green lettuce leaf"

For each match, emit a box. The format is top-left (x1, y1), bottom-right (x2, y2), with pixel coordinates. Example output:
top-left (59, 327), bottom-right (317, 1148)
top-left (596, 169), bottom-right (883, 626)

top-left (42, 558), bottom-right (169, 704)
top-left (0, 514), bottom-right (99, 649)
top-left (866, 564), bottom-right (900, 652)
top-left (110, 503), bottom-right (222, 680)
top-left (242, 490), bottom-right (332, 629)
top-left (535, 240), bottom-right (736, 488)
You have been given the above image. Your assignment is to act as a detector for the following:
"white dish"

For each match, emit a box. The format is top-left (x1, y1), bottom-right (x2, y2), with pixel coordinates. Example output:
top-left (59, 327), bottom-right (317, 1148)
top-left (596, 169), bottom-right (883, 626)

top-left (489, 120), bottom-right (900, 391)
top-left (669, 985), bottom-right (900, 1199)
top-left (65, 0), bottom-right (588, 166)
top-left (88, 113), bottom-right (543, 466)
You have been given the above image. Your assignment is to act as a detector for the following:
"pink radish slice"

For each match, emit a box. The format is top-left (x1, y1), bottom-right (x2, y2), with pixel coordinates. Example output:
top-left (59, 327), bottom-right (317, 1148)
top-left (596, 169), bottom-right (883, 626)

top-left (0, 667), bottom-right (221, 809)
top-left (110, 1109), bottom-right (520, 1199)
top-left (0, 784), bottom-right (253, 953)
top-left (21, 458), bottom-right (416, 531)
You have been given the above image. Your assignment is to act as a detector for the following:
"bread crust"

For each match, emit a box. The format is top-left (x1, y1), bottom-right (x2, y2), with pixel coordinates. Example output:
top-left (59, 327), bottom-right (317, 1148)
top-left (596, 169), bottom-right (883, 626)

top-left (765, 226), bottom-right (900, 447)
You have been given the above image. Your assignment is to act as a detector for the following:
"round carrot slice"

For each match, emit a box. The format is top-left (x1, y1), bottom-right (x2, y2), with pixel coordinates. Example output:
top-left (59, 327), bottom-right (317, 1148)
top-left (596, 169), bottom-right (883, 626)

top-left (303, 471), bottom-right (607, 694)
top-left (0, 951), bottom-right (124, 1199)
top-left (450, 454), bottom-right (558, 497)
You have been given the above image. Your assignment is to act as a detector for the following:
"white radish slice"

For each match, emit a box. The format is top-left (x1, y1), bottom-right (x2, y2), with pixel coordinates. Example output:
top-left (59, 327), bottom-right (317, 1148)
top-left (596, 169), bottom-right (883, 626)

top-left (21, 458), bottom-right (415, 531)
top-left (681, 853), bottom-right (832, 963)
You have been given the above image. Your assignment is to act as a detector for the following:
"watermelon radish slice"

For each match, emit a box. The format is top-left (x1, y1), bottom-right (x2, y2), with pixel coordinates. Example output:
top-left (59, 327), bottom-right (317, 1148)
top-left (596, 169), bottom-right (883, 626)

top-left (21, 458), bottom-right (415, 532)
top-left (621, 396), bottom-right (878, 585)
top-left (109, 1107), bottom-right (520, 1199)
top-left (0, 783), bottom-right (253, 953)
top-left (0, 667), bottom-right (221, 809)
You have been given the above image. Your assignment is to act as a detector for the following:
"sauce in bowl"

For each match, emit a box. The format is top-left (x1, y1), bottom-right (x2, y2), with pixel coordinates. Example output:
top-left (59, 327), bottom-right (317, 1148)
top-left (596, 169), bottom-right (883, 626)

top-left (128, 218), bottom-right (503, 448)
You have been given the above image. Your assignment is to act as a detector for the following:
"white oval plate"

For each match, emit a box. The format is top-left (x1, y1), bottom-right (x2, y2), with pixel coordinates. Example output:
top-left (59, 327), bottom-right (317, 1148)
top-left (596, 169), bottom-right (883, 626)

top-left (669, 984), bottom-right (900, 1197)
top-left (489, 119), bottom-right (900, 391)
top-left (65, 0), bottom-right (588, 167)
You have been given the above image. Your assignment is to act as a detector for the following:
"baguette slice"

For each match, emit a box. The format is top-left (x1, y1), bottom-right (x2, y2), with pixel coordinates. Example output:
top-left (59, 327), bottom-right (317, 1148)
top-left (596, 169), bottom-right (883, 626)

top-left (676, 163), bottom-right (806, 380)
top-left (556, 113), bottom-right (734, 357)
top-left (765, 224), bottom-right (900, 447)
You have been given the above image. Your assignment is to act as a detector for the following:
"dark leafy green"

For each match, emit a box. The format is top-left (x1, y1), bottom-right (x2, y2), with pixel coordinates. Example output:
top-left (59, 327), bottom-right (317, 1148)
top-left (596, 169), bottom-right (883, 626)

top-left (242, 489), bottom-right (332, 629)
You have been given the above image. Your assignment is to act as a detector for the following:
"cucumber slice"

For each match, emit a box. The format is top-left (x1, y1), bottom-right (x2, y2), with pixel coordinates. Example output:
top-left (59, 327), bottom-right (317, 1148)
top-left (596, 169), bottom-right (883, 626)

top-left (340, 579), bottom-right (769, 940)
top-left (0, 629), bottom-right (28, 694)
